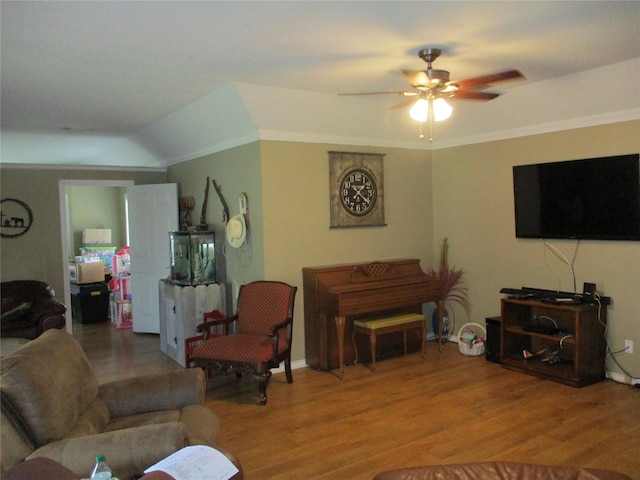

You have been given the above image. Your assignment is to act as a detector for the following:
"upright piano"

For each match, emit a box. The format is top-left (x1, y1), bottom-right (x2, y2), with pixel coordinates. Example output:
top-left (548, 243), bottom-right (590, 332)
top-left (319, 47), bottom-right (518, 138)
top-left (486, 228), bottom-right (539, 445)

top-left (302, 258), bottom-right (444, 378)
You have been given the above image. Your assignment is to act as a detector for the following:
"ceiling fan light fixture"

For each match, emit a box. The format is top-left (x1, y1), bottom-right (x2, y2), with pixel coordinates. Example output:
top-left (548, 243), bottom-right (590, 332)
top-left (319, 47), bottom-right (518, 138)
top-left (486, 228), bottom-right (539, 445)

top-left (409, 98), bottom-right (429, 122)
top-left (433, 98), bottom-right (452, 121)
top-left (409, 97), bottom-right (452, 123)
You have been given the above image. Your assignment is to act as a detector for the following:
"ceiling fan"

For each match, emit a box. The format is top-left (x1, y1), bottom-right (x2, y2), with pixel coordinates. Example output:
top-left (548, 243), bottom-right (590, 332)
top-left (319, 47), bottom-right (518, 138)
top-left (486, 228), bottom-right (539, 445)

top-left (341, 48), bottom-right (524, 139)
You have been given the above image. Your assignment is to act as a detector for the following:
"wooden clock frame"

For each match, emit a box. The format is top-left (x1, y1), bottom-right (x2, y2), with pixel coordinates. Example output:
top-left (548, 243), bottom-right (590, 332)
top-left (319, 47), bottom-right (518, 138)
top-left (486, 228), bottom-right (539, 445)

top-left (329, 151), bottom-right (386, 228)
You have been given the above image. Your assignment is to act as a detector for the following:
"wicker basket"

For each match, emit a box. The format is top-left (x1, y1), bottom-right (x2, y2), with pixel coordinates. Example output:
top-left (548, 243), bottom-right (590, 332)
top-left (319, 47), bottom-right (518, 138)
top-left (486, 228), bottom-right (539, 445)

top-left (457, 322), bottom-right (486, 356)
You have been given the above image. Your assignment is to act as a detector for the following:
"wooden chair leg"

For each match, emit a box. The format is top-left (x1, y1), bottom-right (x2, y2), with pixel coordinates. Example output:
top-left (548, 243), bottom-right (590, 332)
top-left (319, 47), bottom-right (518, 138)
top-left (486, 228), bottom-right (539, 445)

top-left (285, 356), bottom-right (293, 384)
top-left (258, 371), bottom-right (272, 405)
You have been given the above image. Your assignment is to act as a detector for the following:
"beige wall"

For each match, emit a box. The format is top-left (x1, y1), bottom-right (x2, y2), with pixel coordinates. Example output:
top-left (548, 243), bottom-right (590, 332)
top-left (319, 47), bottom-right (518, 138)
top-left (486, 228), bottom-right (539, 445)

top-left (0, 167), bottom-right (167, 306)
top-left (2, 121), bottom-right (637, 382)
top-left (168, 141), bottom-right (436, 363)
top-left (67, 186), bottom-right (128, 257)
top-left (259, 141), bottom-right (436, 362)
top-left (167, 142), bottom-right (264, 313)
top-left (432, 120), bottom-right (640, 382)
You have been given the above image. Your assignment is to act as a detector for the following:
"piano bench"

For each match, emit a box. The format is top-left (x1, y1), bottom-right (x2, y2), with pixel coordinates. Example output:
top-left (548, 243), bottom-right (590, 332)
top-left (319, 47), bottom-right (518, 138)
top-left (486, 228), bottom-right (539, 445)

top-left (352, 313), bottom-right (426, 372)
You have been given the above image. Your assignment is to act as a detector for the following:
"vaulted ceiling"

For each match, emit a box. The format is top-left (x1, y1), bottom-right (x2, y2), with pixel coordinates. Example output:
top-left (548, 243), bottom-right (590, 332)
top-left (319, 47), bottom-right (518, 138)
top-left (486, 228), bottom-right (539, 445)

top-left (1, 1), bottom-right (639, 168)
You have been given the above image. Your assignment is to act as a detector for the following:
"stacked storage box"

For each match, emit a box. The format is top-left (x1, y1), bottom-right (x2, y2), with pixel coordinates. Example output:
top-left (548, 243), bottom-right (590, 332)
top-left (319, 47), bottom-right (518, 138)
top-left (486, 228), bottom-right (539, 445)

top-left (69, 229), bottom-right (113, 324)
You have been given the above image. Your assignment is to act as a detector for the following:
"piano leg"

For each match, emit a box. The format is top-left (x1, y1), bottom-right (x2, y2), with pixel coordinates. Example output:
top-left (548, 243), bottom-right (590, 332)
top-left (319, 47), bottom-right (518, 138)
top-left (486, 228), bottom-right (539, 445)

top-left (336, 315), bottom-right (346, 379)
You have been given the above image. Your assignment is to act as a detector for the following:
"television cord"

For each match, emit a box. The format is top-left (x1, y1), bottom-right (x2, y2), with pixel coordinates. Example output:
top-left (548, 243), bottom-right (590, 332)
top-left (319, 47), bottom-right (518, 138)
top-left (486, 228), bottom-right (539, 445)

top-left (594, 294), bottom-right (639, 384)
top-left (542, 239), bottom-right (580, 293)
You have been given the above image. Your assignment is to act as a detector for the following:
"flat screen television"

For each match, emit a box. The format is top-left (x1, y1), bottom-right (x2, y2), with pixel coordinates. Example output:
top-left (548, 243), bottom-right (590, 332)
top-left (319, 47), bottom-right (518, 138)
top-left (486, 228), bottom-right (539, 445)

top-left (513, 153), bottom-right (640, 241)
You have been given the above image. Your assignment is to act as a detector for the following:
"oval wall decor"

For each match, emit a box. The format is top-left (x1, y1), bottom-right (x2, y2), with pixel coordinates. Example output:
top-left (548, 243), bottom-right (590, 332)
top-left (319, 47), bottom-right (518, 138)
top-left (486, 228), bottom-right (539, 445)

top-left (1, 198), bottom-right (34, 238)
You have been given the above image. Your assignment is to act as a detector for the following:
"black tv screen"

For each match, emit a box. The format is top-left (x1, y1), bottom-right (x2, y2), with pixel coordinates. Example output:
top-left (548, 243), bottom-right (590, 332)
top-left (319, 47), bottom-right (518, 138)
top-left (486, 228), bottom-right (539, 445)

top-left (513, 154), bottom-right (640, 241)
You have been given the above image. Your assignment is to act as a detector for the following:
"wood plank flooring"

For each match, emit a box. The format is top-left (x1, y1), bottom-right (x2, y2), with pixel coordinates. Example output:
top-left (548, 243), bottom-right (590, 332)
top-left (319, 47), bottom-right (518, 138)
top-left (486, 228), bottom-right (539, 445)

top-left (78, 322), bottom-right (639, 480)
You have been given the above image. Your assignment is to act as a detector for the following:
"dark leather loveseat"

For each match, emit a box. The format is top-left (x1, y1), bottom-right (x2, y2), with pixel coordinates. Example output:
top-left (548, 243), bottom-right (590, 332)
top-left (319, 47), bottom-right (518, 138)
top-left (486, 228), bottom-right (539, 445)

top-left (374, 462), bottom-right (632, 480)
top-left (1, 280), bottom-right (66, 339)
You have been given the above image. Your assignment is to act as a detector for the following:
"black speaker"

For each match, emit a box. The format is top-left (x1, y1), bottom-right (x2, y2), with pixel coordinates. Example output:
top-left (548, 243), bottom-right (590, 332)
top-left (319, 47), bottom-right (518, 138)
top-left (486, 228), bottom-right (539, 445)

top-left (582, 282), bottom-right (596, 304)
top-left (485, 316), bottom-right (501, 363)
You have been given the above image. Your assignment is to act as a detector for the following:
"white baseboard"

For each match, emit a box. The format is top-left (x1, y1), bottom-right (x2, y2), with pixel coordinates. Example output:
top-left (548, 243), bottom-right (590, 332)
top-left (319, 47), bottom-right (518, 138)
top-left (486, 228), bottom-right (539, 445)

top-left (280, 357), bottom-right (636, 385)
top-left (274, 334), bottom-right (450, 375)
top-left (271, 359), bottom-right (308, 374)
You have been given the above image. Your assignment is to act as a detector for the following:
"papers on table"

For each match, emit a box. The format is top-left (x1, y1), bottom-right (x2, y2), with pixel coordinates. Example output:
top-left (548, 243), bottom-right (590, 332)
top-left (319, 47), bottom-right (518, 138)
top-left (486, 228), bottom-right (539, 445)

top-left (144, 445), bottom-right (239, 480)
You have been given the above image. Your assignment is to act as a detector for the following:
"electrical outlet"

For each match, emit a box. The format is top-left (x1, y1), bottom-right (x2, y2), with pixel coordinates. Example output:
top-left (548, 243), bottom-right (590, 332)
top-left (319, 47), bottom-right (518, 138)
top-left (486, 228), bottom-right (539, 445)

top-left (625, 339), bottom-right (634, 354)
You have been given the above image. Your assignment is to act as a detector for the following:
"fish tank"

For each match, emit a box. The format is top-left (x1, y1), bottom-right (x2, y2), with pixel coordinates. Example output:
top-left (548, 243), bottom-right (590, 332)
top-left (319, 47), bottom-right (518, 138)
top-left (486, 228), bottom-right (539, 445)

top-left (168, 231), bottom-right (216, 285)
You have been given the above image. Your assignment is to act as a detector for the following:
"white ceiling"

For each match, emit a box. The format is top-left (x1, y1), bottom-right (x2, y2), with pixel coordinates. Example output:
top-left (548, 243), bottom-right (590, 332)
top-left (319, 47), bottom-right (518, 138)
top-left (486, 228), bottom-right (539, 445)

top-left (1, 1), bottom-right (639, 168)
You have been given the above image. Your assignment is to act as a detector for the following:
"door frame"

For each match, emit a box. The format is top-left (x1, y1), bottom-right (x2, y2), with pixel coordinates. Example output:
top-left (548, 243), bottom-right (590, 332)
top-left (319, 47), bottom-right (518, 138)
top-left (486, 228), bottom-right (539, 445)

top-left (59, 179), bottom-right (134, 333)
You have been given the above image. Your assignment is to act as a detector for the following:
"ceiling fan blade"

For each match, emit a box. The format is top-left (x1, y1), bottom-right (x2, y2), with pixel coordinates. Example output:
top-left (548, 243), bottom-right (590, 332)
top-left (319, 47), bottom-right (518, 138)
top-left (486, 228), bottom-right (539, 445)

top-left (454, 70), bottom-right (524, 90)
top-left (453, 90), bottom-right (500, 101)
top-left (402, 70), bottom-right (429, 88)
top-left (339, 90), bottom-right (419, 97)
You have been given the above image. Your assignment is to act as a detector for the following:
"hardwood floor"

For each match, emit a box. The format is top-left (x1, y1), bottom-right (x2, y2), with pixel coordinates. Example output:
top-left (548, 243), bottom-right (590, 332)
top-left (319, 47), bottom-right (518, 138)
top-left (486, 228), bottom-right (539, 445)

top-left (77, 322), bottom-right (639, 480)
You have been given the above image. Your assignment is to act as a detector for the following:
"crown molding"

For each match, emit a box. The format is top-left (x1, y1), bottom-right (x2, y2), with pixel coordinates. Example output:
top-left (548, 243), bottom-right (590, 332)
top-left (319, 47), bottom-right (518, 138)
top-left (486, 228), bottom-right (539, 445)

top-left (0, 162), bottom-right (167, 172)
top-left (257, 109), bottom-right (639, 151)
top-left (164, 131), bottom-right (261, 166)
top-left (172, 109), bottom-right (640, 163)
top-left (431, 109), bottom-right (640, 150)
top-left (257, 129), bottom-right (429, 150)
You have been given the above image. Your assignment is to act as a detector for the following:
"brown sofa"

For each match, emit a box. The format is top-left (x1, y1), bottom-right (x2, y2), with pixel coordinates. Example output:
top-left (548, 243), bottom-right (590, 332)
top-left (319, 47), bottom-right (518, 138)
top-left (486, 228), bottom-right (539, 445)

top-left (0, 329), bottom-right (221, 479)
top-left (374, 462), bottom-right (632, 480)
top-left (1, 280), bottom-right (66, 339)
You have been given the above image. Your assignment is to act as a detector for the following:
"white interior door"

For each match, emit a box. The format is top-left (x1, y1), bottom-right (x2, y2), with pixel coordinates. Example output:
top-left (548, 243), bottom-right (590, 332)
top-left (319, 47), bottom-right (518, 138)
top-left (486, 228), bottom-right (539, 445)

top-left (128, 184), bottom-right (178, 333)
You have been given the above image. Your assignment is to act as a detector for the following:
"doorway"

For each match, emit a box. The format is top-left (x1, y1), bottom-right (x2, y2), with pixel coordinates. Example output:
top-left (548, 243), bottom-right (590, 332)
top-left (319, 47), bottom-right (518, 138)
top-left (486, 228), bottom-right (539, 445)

top-left (59, 180), bottom-right (134, 334)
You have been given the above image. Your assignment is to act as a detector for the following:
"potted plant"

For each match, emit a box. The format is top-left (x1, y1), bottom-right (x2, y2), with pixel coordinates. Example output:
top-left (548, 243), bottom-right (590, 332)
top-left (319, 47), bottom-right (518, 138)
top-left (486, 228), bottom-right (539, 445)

top-left (427, 238), bottom-right (471, 339)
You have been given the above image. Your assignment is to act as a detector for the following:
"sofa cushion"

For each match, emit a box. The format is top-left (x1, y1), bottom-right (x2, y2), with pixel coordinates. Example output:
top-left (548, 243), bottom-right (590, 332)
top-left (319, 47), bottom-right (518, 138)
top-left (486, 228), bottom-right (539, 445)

top-left (29, 422), bottom-right (190, 479)
top-left (104, 410), bottom-right (180, 432)
top-left (1, 391), bottom-right (37, 468)
top-left (178, 404), bottom-right (221, 447)
top-left (65, 398), bottom-right (110, 438)
top-left (0, 329), bottom-right (99, 446)
top-left (1, 282), bottom-right (53, 311)
top-left (0, 302), bottom-right (32, 323)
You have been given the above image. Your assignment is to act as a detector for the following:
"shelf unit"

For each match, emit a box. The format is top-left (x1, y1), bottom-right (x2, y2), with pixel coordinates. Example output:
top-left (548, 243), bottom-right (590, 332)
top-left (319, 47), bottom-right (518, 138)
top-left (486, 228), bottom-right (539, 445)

top-left (159, 280), bottom-right (225, 367)
top-left (500, 298), bottom-right (607, 387)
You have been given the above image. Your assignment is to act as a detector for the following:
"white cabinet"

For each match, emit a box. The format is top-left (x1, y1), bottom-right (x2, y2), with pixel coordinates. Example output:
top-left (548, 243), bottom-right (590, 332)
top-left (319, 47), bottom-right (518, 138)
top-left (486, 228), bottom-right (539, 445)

top-left (159, 280), bottom-right (225, 367)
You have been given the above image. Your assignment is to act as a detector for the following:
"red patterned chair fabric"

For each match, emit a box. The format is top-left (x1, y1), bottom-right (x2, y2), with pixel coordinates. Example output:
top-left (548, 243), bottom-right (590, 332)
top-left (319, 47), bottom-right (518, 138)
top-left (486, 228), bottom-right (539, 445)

top-left (192, 281), bottom-right (297, 405)
top-left (184, 309), bottom-right (228, 367)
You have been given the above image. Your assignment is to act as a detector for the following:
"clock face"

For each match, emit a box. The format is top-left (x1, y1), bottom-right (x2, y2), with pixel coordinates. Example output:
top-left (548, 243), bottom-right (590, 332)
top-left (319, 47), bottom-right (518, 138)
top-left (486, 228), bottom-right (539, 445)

top-left (339, 168), bottom-right (377, 216)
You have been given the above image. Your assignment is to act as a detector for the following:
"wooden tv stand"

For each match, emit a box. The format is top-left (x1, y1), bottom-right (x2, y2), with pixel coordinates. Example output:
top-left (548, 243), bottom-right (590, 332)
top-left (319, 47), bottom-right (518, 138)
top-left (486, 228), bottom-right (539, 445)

top-left (500, 297), bottom-right (607, 387)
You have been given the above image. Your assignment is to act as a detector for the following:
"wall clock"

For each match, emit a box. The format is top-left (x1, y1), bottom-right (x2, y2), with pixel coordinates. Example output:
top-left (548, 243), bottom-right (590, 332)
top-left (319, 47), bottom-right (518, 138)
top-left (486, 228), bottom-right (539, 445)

top-left (1, 198), bottom-right (34, 238)
top-left (329, 151), bottom-right (386, 228)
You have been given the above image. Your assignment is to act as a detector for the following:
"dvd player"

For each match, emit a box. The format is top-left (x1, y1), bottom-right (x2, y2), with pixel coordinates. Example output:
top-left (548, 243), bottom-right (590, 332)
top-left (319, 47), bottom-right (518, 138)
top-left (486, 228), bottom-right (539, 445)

top-left (500, 287), bottom-right (580, 302)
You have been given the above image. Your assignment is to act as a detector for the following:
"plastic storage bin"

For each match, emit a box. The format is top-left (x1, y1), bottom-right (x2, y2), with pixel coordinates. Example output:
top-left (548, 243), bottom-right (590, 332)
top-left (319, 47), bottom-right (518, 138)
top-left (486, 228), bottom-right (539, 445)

top-left (70, 282), bottom-right (110, 323)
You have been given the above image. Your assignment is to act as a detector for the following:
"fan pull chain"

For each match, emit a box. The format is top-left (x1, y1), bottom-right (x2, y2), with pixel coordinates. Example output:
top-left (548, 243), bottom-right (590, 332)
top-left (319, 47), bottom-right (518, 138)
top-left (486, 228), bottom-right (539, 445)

top-left (417, 119), bottom-right (434, 142)
top-left (429, 114), bottom-right (434, 143)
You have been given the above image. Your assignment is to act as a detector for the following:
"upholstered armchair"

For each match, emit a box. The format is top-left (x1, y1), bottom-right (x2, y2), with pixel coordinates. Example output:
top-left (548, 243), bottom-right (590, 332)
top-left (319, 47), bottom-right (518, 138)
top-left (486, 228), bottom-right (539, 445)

top-left (192, 280), bottom-right (297, 405)
top-left (0, 329), bottom-right (221, 479)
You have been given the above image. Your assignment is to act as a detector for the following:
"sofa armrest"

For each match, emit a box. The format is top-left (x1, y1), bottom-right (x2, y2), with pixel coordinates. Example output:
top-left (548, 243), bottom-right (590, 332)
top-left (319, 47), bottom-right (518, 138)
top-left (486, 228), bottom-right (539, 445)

top-left (29, 422), bottom-right (189, 479)
top-left (99, 368), bottom-right (206, 418)
top-left (1, 297), bottom-right (66, 338)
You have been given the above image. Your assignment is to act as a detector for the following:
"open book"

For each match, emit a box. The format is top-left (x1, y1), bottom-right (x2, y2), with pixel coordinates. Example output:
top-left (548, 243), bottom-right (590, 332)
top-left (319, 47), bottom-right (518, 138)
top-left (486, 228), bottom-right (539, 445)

top-left (144, 445), bottom-right (239, 480)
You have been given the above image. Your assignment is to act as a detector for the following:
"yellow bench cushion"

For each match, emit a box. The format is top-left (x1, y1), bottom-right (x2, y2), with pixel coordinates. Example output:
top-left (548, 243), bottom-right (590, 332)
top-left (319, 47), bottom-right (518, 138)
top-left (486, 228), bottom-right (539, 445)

top-left (354, 313), bottom-right (424, 330)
